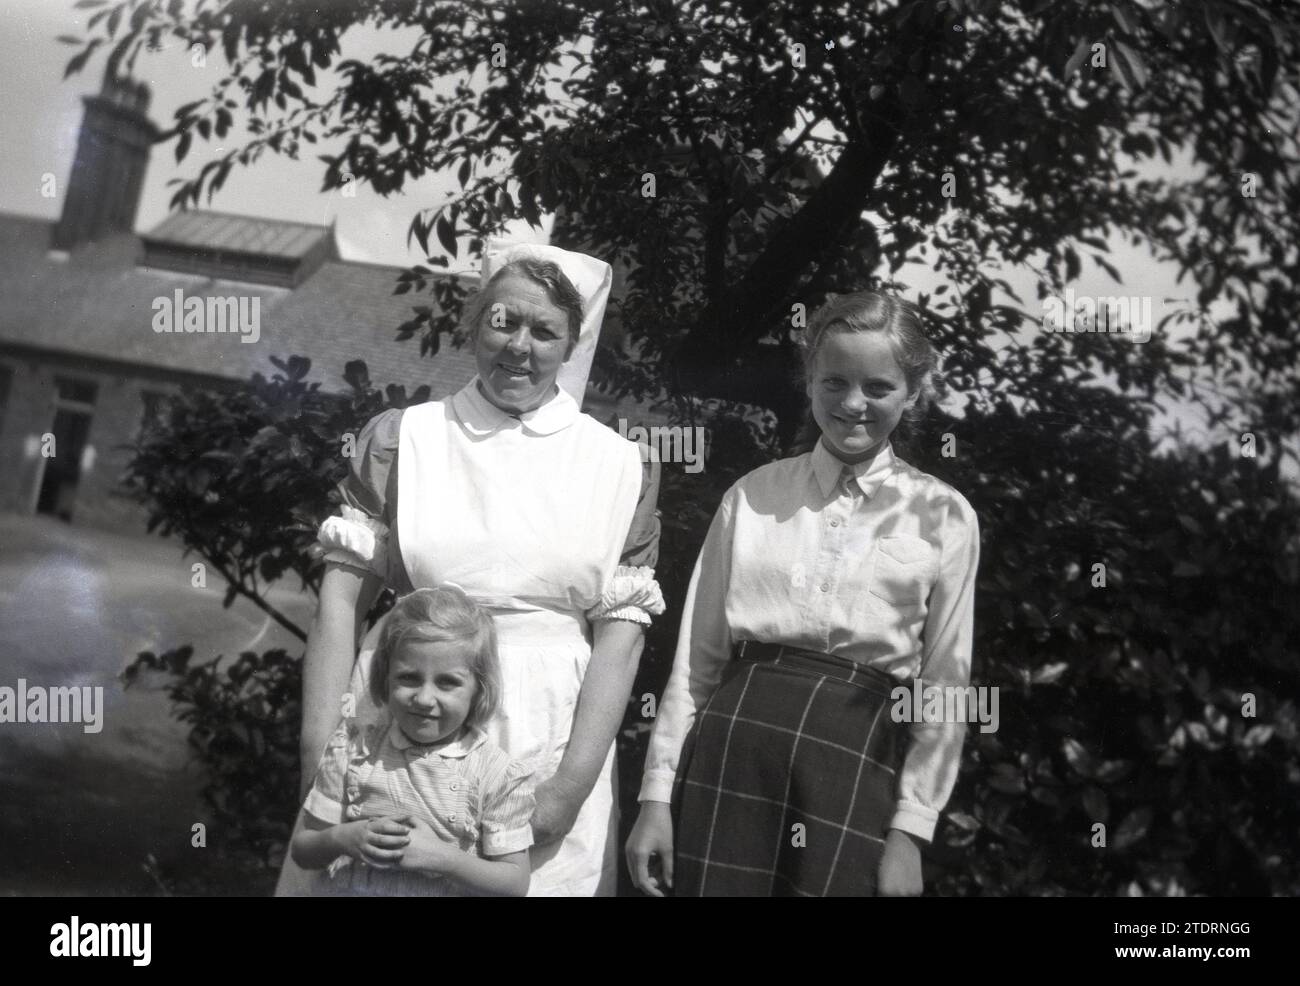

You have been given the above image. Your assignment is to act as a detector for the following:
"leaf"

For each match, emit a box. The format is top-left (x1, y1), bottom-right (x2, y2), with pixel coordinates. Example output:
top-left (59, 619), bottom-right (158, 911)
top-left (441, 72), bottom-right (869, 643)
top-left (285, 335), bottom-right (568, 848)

top-left (1062, 738), bottom-right (1097, 778)
top-left (1094, 759), bottom-right (1133, 783)
top-left (1113, 40), bottom-right (1147, 89)
top-left (1063, 37), bottom-right (1089, 80)
top-left (1082, 786), bottom-right (1109, 822)
top-left (1092, 254), bottom-right (1121, 281)
top-left (1241, 725), bottom-right (1274, 748)
top-left (1021, 601), bottom-right (1050, 628)
top-left (988, 763), bottom-right (1026, 794)
top-left (1031, 661), bottom-right (1069, 685)
top-left (1203, 9), bottom-right (1229, 53)
top-left (1109, 47), bottom-right (1134, 92)
top-left (1257, 44), bottom-right (1279, 98)
top-left (1113, 807), bottom-right (1153, 850)
top-left (285, 355), bottom-right (311, 381)
top-left (63, 39), bottom-right (102, 79)
top-left (1064, 246), bottom-right (1080, 282)
top-left (435, 214), bottom-right (458, 257)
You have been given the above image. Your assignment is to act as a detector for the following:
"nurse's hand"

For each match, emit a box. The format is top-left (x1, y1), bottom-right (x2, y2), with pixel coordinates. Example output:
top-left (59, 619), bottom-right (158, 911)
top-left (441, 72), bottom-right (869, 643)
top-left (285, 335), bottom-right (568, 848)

top-left (530, 774), bottom-right (584, 846)
top-left (625, 801), bottom-right (674, 897)
top-left (877, 828), bottom-right (923, 896)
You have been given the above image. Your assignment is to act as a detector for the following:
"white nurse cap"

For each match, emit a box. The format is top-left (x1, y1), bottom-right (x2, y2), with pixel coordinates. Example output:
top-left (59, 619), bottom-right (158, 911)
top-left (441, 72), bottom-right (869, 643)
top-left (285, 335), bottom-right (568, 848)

top-left (479, 237), bottom-right (614, 405)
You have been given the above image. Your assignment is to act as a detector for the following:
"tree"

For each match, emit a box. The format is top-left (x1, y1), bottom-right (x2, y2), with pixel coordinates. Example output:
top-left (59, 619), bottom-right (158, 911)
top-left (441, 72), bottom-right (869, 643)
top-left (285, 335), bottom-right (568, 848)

top-left (77, 0), bottom-right (1300, 894)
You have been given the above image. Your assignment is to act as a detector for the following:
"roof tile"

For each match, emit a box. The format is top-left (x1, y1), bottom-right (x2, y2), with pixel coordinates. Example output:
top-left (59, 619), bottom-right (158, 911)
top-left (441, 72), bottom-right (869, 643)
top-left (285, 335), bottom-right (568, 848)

top-left (0, 212), bottom-right (479, 398)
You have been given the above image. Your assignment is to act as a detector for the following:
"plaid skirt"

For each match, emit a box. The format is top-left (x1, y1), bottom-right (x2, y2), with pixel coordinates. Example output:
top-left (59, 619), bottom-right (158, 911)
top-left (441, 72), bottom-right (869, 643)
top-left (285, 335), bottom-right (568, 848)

top-left (670, 643), bottom-right (906, 897)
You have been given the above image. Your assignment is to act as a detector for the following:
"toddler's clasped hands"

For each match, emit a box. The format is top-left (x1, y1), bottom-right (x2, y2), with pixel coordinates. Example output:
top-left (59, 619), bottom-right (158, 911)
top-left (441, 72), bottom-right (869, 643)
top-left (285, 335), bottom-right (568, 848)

top-left (340, 814), bottom-right (461, 877)
top-left (339, 815), bottom-right (410, 868)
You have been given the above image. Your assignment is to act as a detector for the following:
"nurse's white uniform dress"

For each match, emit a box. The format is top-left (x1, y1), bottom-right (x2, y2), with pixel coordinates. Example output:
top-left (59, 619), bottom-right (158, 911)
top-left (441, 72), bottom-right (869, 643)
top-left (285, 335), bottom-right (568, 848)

top-left (315, 378), bottom-right (664, 896)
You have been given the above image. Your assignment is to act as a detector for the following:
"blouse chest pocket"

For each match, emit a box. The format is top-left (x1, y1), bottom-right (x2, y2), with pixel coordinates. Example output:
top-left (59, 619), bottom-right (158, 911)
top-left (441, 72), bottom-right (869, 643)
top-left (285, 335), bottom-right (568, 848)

top-left (868, 535), bottom-right (937, 611)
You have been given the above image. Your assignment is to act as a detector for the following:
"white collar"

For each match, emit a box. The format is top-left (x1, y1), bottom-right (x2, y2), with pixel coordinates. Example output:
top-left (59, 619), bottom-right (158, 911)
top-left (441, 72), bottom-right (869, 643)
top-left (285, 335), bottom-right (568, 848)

top-left (449, 377), bottom-right (580, 437)
top-left (810, 438), bottom-right (896, 499)
top-left (385, 719), bottom-right (487, 760)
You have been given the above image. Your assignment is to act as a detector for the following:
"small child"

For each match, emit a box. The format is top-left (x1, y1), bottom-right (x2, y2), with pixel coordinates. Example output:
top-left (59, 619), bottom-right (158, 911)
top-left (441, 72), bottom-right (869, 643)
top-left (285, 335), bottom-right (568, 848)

top-left (292, 585), bottom-right (534, 896)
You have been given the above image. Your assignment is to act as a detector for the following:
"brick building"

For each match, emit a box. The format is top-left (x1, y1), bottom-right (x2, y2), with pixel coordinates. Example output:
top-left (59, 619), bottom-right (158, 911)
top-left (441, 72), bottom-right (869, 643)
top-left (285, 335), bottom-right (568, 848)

top-left (0, 70), bottom-right (629, 532)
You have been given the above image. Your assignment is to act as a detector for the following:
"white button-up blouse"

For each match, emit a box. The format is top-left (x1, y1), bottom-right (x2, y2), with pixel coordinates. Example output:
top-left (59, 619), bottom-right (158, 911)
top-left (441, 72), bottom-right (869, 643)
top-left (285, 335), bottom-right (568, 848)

top-left (639, 440), bottom-right (980, 841)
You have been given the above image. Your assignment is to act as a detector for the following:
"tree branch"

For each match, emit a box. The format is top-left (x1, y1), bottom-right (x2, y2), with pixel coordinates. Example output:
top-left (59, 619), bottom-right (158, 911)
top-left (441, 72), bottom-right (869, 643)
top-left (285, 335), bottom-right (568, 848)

top-left (205, 550), bottom-right (308, 642)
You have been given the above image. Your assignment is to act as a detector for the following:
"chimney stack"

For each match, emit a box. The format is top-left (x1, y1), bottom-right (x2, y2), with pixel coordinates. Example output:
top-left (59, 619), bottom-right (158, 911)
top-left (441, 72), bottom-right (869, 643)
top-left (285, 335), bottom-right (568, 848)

top-left (51, 65), bottom-right (160, 251)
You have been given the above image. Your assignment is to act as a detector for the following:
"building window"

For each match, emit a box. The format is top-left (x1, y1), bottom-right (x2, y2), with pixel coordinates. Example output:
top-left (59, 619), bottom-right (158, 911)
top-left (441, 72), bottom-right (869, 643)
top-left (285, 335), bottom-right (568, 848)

top-left (138, 389), bottom-right (168, 437)
top-left (37, 375), bottom-right (99, 522)
top-left (0, 363), bottom-right (12, 438)
top-left (54, 376), bottom-right (97, 407)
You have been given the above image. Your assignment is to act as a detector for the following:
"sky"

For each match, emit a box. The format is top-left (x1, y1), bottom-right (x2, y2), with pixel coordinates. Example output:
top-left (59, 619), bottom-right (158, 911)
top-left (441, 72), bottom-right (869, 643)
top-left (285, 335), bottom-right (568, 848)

top-left (0, 0), bottom-right (542, 273)
top-left (0, 0), bottom-right (1274, 465)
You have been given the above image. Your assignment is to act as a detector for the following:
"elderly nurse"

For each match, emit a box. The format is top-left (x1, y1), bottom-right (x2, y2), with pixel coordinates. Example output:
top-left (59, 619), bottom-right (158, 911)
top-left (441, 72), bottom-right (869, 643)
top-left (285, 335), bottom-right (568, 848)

top-left (287, 243), bottom-right (664, 896)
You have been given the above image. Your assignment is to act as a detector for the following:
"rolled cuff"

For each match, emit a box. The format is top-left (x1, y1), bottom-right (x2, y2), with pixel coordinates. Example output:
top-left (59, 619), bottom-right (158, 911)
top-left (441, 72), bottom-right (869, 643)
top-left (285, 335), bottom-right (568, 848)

top-left (889, 801), bottom-right (939, 843)
top-left (481, 825), bottom-right (534, 857)
top-left (317, 505), bottom-right (389, 577)
top-left (303, 790), bottom-right (345, 826)
top-left (637, 768), bottom-right (677, 805)
top-left (587, 565), bottom-right (666, 625)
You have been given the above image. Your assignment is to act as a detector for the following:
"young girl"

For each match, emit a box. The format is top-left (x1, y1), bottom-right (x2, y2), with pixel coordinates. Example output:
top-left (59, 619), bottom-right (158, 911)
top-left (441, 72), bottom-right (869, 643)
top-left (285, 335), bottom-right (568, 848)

top-left (626, 291), bottom-right (980, 897)
top-left (292, 586), bottom-right (534, 896)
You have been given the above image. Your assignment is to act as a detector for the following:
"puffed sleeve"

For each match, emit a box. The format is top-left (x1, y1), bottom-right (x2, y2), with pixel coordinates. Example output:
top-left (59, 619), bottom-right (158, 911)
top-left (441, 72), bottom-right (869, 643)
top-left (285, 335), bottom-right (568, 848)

top-left (587, 455), bottom-right (666, 625)
top-left (302, 722), bottom-right (354, 825)
top-left (478, 757), bottom-right (536, 858)
top-left (315, 409), bottom-right (402, 579)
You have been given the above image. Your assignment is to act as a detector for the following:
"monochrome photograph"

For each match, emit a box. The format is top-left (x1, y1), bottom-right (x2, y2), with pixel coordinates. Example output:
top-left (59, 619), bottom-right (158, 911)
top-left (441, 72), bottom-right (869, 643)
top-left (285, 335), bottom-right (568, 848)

top-left (0, 0), bottom-right (1296, 931)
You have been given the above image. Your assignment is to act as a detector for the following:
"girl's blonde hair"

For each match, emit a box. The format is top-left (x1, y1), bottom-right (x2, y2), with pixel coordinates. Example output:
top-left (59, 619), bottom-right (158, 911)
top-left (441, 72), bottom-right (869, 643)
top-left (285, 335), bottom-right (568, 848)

top-left (369, 586), bottom-right (501, 732)
top-left (794, 291), bottom-right (939, 450)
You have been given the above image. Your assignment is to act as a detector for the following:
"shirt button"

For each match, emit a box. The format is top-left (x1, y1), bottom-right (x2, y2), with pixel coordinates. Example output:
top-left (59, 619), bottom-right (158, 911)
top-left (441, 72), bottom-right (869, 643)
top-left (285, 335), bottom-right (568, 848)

top-left (820, 582), bottom-right (831, 592)
top-left (447, 813), bottom-right (457, 822)
top-left (346, 805), bottom-right (363, 819)
top-left (449, 782), bottom-right (459, 791)
top-left (830, 519), bottom-right (840, 528)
